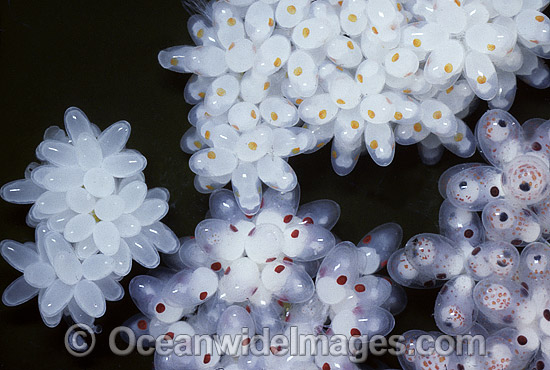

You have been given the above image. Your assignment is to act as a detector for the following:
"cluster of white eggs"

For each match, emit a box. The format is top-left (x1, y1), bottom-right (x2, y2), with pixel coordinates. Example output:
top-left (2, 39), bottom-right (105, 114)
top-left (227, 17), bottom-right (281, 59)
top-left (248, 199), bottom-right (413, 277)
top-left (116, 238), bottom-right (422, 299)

top-left (398, 241), bottom-right (550, 370)
top-left (159, 0), bottom-right (550, 215)
top-left (124, 187), bottom-right (407, 369)
top-left (445, 109), bottom-right (550, 243)
top-left (385, 110), bottom-right (550, 369)
top-left (387, 109), bottom-right (550, 289)
top-left (0, 108), bottom-right (178, 328)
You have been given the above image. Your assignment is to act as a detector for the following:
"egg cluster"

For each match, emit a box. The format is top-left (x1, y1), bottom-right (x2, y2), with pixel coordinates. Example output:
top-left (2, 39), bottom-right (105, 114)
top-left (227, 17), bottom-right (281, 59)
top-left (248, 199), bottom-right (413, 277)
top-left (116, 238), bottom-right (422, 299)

top-left (160, 0), bottom-right (550, 215)
top-left (398, 242), bottom-right (550, 370)
top-left (124, 187), bottom-right (407, 369)
top-left (385, 110), bottom-right (550, 369)
top-left (387, 109), bottom-right (550, 289)
top-left (0, 108), bottom-right (178, 328)
top-left (447, 109), bottom-right (550, 244)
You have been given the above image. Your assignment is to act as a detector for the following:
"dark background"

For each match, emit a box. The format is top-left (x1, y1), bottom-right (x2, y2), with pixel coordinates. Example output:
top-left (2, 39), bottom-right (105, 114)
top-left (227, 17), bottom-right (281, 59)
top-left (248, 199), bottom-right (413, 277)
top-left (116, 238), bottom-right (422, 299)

top-left (0, 1), bottom-right (549, 368)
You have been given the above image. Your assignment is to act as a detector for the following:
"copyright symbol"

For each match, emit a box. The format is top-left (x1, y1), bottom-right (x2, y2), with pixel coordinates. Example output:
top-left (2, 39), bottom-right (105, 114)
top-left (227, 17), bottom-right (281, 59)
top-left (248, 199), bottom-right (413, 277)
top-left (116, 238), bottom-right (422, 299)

top-left (64, 323), bottom-right (96, 357)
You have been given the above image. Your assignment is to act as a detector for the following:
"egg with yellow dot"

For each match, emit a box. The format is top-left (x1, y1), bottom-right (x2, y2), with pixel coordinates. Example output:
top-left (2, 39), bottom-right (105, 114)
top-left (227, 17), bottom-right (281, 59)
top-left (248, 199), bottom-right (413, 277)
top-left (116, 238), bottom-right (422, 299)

top-left (328, 75), bottom-right (362, 110)
top-left (384, 48), bottom-right (419, 79)
top-left (225, 39), bottom-right (255, 73)
top-left (244, 1), bottom-right (276, 45)
top-left (204, 74), bottom-right (240, 116)
top-left (240, 71), bottom-right (271, 105)
top-left (291, 18), bottom-right (332, 50)
top-left (420, 99), bottom-right (458, 137)
top-left (424, 40), bottom-right (464, 85)
top-left (364, 122), bottom-right (396, 167)
top-left (260, 97), bottom-right (299, 128)
top-left (189, 147), bottom-right (239, 178)
top-left (360, 94), bottom-right (396, 124)
top-left (356, 60), bottom-right (386, 96)
top-left (464, 51), bottom-right (498, 101)
top-left (253, 35), bottom-right (291, 75)
top-left (228, 102), bottom-right (260, 132)
top-left (326, 36), bottom-right (363, 69)
top-left (298, 93), bottom-right (339, 125)
top-left (275, 0), bottom-right (309, 29)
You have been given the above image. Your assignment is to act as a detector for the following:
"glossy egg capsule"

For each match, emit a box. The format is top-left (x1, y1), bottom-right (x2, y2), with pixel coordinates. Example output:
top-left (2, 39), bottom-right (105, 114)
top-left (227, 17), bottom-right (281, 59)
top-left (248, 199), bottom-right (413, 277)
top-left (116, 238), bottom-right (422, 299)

top-left (217, 257), bottom-right (260, 305)
top-left (437, 118), bottom-right (477, 160)
top-left (417, 134), bottom-right (445, 167)
top-left (260, 257), bottom-right (315, 303)
top-left (330, 136), bottom-right (362, 176)
top-left (481, 327), bottom-right (541, 370)
top-left (154, 331), bottom-right (221, 370)
top-left (162, 267), bottom-right (219, 308)
top-left (403, 233), bottom-right (466, 281)
top-left (121, 313), bottom-right (153, 348)
top-left (438, 199), bottom-right (484, 254)
top-left (163, 236), bottom-right (213, 271)
top-left (379, 276), bottom-right (408, 316)
top-left (248, 299), bottom-right (286, 334)
top-left (482, 199), bottom-right (542, 245)
top-left (523, 119), bottom-right (550, 165)
top-left (193, 293), bottom-right (230, 335)
top-left (445, 165), bottom-right (504, 211)
top-left (330, 305), bottom-right (395, 340)
top-left (285, 294), bottom-right (328, 327)
top-left (194, 218), bottom-right (247, 262)
top-left (129, 275), bottom-right (187, 324)
top-left (473, 276), bottom-right (535, 327)
top-left (501, 154), bottom-right (550, 206)
top-left (387, 248), bottom-right (442, 289)
top-left (519, 242), bottom-right (550, 288)
top-left (280, 218), bottom-right (337, 261)
top-left (434, 275), bottom-right (477, 336)
top-left (295, 199), bottom-right (341, 230)
top-left (397, 329), bottom-right (430, 370)
top-left (438, 163), bottom-right (485, 199)
top-left (330, 274), bottom-right (393, 315)
top-left (313, 348), bottom-right (361, 370)
top-left (526, 351), bottom-right (550, 370)
top-left (532, 197), bottom-right (550, 235)
top-left (475, 109), bottom-right (525, 169)
top-left (315, 241), bottom-right (364, 305)
top-left (399, 330), bottom-right (453, 370)
top-left (216, 304), bottom-right (256, 343)
top-left (465, 241), bottom-right (519, 281)
top-left (356, 222), bottom-right (403, 275)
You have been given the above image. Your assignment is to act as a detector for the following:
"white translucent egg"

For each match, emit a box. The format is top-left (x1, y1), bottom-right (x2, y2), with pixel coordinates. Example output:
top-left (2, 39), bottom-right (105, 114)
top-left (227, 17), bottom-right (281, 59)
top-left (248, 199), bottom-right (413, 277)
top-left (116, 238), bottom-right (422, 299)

top-left (355, 59), bottom-right (386, 95)
top-left (260, 97), bottom-right (299, 127)
top-left (291, 17), bottom-right (332, 49)
top-left (298, 94), bottom-right (339, 125)
top-left (275, 0), bottom-right (310, 29)
top-left (253, 35), bottom-right (291, 76)
top-left (228, 102), bottom-right (260, 132)
top-left (328, 75), bottom-right (362, 110)
top-left (384, 48), bottom-right (419, 79)
top-left (360, 94), bottom-right (396, 124)
top-left (244, 1), bottom-right (275, 44)
top-left (326, 36), bottom-right (363, 68)
top-left (225, 39), bottom-right (255, 73)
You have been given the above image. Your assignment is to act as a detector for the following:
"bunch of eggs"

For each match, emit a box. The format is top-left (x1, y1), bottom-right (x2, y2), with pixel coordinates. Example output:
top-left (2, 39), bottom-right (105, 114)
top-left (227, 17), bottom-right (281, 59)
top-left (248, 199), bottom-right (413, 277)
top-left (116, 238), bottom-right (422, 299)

top-left (387, 109), bottom-right (550, 290)
top-left (0, 108), bottom-right (178, 328)
top-left (385, 109), bottom-right (550, 369)
top-left (124, 187), bottom-right (407, 369)
top-left (398, 241), bottom-right (550, 370)
top-left (445, 109), bottom-right (550, 244)
top-left (159, 0), bottom-right (550, 216)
